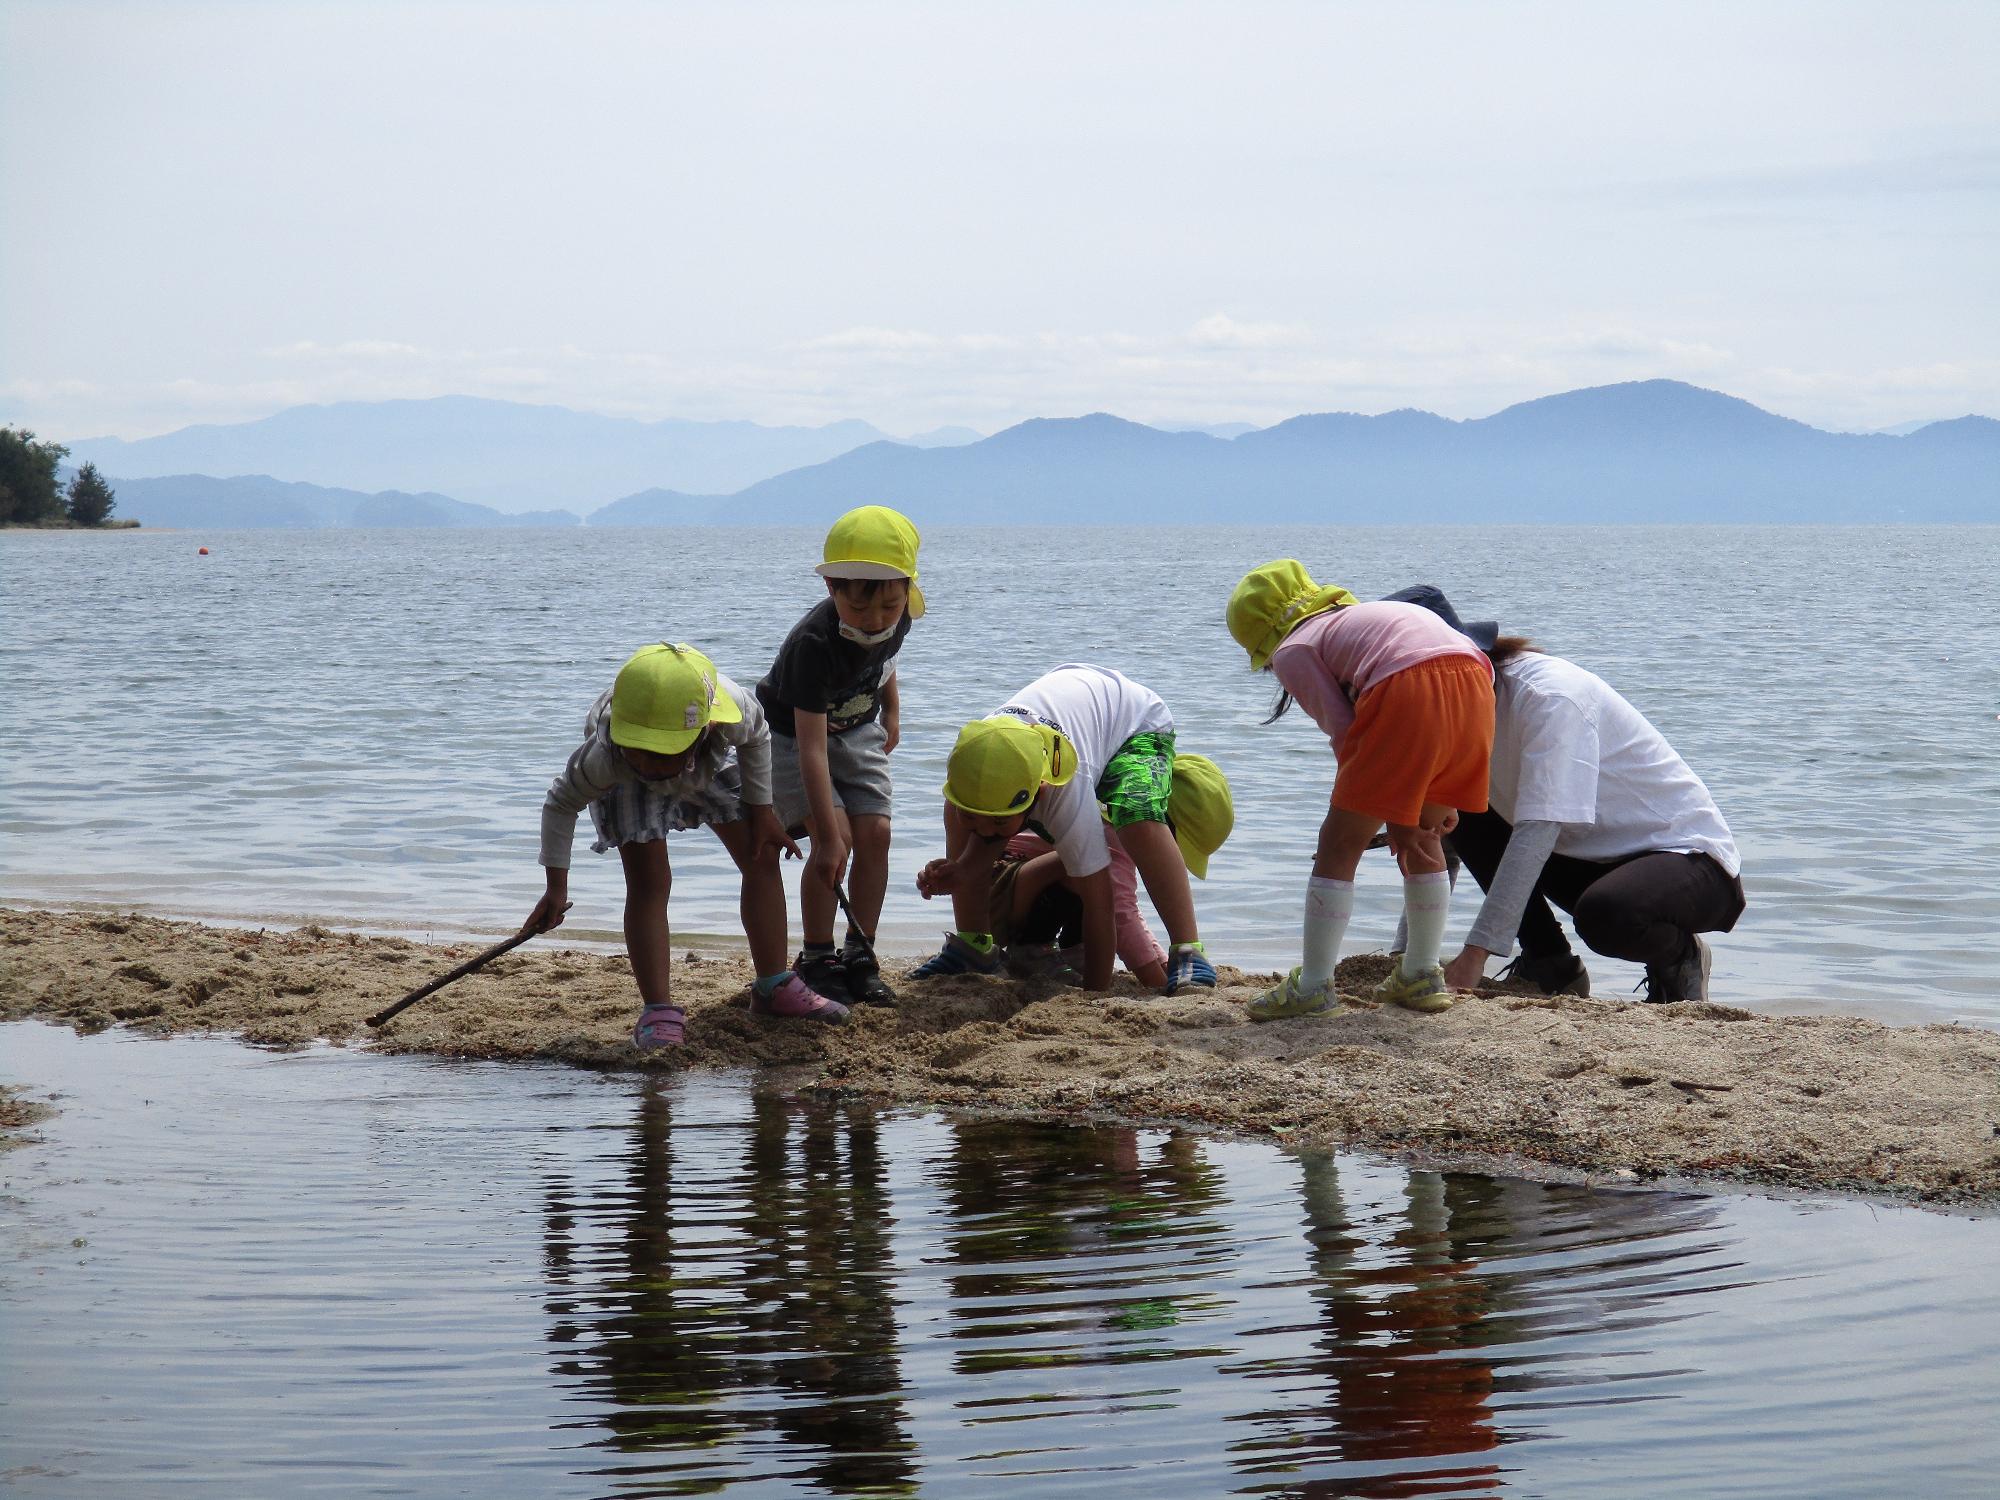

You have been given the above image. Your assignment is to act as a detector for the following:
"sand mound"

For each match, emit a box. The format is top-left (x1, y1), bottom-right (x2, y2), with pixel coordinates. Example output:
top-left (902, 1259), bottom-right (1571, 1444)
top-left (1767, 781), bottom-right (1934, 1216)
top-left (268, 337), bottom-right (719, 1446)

top-left (5, 908), bottom-right (1997, 1205)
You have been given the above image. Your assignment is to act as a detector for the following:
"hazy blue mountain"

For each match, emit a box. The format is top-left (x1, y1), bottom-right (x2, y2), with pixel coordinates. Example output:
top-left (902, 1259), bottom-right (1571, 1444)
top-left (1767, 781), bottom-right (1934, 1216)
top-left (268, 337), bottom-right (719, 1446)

top-left (67, 397), bottom-right (898, 513)
top-left (108, 472), bottom-right (579, 529)
top-left (718, 381), bottom-right (1999, 525)
top-left (905, 425), bottom-right (985, 448)
top-left (1157, 421), bottom-right (1262, 438)
top-left (587, 488), bottom-right (731, 526)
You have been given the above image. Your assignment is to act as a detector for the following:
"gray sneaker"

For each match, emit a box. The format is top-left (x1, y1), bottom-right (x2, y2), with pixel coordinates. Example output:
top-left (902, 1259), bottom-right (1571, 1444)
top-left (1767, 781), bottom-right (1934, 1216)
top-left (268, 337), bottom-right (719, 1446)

top-left (1499, 950), bottom-right (1591, 997)
top-left (1642, 936), bottom-right (1711, 1004)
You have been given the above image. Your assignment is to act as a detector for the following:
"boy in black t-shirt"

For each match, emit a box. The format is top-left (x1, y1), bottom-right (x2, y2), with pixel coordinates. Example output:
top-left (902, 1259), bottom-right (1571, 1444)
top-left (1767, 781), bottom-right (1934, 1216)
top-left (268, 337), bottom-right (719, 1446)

top-left (756, 506), bottom-right (924, 1006)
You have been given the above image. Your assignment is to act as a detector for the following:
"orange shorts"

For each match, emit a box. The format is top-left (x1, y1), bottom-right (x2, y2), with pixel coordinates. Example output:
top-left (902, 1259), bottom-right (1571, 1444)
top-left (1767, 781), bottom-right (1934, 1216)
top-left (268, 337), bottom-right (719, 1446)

top-left (1332, 655), bottom-right (1495, 826)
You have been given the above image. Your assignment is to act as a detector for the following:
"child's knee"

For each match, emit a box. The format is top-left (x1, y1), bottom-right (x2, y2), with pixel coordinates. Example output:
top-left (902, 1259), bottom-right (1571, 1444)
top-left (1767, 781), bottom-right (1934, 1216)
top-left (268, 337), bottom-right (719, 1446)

top-left (850, 814), bottom-right (893, 859)
top-left (625, 864), bottom-right (671, 902)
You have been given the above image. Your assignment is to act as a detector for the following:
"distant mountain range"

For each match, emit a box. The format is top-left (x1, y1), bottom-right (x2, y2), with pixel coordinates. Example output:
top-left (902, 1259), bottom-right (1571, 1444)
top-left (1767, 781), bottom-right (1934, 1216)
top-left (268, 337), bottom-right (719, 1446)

top-left (104, 473), bottom-right (579, 529)
top-left (65, 396), bottom-right (979, 513)
top-left (71, 381), bottom-right (1997, 529)
top-left (702, 381), bottom-right (1998, 525)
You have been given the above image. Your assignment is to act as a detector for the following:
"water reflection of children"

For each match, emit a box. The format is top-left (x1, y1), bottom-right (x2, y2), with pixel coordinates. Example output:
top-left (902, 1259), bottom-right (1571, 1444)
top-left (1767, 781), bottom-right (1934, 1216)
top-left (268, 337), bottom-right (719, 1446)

top-left (1275, 1157), bottom-right (1504, 1493)
top-left (540, 1083), bottom-right (917, 1493)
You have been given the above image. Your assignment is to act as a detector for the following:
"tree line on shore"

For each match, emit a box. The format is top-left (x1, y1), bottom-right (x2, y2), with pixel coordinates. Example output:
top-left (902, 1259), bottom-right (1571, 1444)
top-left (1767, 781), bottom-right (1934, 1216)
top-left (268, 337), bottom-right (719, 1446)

top-left (1, 428), bottom-right (121, 527)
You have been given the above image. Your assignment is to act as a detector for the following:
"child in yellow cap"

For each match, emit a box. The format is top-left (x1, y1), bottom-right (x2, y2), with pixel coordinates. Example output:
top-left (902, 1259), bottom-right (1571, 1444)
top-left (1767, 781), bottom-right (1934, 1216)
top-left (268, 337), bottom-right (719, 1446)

top-left (977, 753), bottom-right (1234, 985)
top-left (755, 506), bottom-right (923, 1008)
top-left (525, 642), bottom-right (848, 1048)
top-left (1226, 561), bottom-right (1496, 1018)
top-left (912, 665), bottom-right (1224, 993)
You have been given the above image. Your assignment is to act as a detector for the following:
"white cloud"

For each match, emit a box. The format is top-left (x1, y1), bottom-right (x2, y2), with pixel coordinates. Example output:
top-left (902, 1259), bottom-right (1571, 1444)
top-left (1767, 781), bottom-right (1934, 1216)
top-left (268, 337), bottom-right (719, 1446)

top-left (10, 317), bottom-right (1997, 442)
top-left (1186, 314), bottom-right (1315, 350)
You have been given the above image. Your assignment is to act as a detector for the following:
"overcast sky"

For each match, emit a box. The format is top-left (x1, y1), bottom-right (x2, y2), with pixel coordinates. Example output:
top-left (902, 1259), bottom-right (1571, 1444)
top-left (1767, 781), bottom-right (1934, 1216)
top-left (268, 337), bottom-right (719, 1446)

top-left (3, 0), bottom-right (1995, 440)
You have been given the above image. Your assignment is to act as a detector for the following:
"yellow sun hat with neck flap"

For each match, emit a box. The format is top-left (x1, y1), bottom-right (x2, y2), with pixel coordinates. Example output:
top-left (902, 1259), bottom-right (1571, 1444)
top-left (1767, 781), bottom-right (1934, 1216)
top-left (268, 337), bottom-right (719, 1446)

top-left (1226, 559), bottom-right (1358, 670)
top-left (942, 715), bottom-right (1077, 818)
top-left (817, 505), bottom-right (926, 619)
top-left (608, 642), bottom-right (741, 755)
top-left (1165, 752), bottom-right (1233, 879)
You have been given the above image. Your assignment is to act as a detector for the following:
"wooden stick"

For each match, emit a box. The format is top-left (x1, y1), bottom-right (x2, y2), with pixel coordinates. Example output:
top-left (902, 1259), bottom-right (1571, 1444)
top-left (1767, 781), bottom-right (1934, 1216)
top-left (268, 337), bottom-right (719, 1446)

top-left (832, 882), bottom-right (876, 965)
top-left (365, 904), bottom-right (571, 1028)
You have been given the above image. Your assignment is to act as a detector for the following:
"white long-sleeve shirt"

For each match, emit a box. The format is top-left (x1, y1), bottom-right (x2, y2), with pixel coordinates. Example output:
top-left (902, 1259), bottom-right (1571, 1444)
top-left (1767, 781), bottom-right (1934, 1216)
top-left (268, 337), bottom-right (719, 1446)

top-left (539, 673), bottom-right (771, 868)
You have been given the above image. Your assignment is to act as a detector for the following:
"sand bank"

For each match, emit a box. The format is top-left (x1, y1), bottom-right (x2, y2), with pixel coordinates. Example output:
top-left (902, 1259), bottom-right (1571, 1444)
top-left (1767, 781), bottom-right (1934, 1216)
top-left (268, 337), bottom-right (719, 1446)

top-left (4, 907), bottom-right (1997, 1205)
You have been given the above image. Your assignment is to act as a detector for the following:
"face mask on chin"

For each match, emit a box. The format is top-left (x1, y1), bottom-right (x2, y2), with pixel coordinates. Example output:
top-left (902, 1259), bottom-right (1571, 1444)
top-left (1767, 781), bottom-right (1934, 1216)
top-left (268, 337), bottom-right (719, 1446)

top-left (838, 620), bottom-right (898, 647)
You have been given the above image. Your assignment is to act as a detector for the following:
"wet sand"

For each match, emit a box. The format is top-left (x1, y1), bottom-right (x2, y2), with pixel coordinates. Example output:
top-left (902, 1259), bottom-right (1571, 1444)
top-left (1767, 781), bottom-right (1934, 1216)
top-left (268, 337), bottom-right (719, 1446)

top-left (4, 906), bottom-right (1997, 1204)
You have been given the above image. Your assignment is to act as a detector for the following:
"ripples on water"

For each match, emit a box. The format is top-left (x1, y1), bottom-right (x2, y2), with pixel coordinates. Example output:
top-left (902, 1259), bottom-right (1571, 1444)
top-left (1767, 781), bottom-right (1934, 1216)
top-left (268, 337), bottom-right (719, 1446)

top-left (3, 1025), bottom-right (1997, 1497)
top-left (2, 524), bottom-right (1998, 1022)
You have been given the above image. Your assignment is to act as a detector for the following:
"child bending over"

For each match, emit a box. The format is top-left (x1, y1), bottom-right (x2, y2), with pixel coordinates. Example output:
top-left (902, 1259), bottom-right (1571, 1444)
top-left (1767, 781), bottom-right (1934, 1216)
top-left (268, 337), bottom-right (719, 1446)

top-left (913, 665), bottom-right (1224, 994)
top-left (526, 643), bottom-right (848, 1048)
top-left (1226, 561), bottom-right (1495, 1019)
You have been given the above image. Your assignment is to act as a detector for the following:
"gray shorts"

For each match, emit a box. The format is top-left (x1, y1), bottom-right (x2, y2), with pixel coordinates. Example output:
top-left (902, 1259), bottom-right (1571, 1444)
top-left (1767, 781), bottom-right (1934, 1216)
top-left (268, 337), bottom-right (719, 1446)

top-left (769, 719), bottom-right (894, 833)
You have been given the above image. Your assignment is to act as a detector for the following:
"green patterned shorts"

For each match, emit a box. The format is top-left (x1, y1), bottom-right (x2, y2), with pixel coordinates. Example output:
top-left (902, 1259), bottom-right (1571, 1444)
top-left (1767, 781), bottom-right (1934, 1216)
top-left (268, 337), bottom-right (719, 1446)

top-left (1095, 730), bottom-right (1177, 828)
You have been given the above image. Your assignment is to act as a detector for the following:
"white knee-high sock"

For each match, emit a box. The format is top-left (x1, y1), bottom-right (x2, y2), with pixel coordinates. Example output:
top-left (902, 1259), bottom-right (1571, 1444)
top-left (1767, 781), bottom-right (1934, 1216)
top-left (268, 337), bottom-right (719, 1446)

top-left (1400, 871), bottom-right (1452, 977)
top-left (1301, 877), bottom-right (1354, 990)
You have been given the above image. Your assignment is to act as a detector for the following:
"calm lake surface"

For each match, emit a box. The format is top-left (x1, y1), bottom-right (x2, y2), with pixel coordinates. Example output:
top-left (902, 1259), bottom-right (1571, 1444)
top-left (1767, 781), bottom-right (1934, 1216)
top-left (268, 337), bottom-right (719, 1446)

top-left (3, 524), bottom-right (1997, 1022)
top-left (4, 1022), bottom-right (1998, 1498)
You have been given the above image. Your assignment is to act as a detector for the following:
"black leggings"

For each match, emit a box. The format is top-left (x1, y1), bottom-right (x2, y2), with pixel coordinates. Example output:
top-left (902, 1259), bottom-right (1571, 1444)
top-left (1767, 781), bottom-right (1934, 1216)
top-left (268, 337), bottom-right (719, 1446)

top-left (1447, 808), bottom-right (1745, 968)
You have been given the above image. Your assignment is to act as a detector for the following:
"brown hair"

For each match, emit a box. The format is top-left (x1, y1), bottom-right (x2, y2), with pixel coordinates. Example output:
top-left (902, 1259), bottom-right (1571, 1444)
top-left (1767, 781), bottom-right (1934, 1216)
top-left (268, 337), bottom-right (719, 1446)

top-left (1489, 635), bottom-right (1541, 664)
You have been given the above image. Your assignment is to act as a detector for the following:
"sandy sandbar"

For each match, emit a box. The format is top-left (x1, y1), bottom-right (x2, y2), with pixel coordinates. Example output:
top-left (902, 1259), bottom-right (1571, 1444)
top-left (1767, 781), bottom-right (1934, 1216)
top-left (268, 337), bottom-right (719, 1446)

top-left (4, 907), bottom-right (1996, 1205)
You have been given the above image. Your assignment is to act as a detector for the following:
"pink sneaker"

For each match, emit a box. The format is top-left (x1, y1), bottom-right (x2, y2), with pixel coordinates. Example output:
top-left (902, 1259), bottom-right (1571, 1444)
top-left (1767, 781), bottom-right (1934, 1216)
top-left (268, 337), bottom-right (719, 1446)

top-left (751, 973), bottom-right (849, 1025)
top-left (632, 1004), bottom-right (685, 1050)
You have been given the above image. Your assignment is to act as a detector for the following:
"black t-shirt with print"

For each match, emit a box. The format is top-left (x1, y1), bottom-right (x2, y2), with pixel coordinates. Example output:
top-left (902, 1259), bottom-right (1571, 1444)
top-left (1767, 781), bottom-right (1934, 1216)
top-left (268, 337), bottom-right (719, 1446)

top-left (756, 598), bottom-right (911, 738)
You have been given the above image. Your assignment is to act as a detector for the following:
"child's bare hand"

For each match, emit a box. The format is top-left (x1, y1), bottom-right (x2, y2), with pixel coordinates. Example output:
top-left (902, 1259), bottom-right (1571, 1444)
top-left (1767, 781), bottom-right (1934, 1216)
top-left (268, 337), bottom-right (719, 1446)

top-left (882, 711), bottom-right (900, 755)
top-left (1385, 822), bottom-right (1445, 872)
top-left (810, 829), bottom-right (851, 891)
top-left (522, 891), bottom-right (568, 936)
top-left (750, 804), bottom-right (802, 861)
top-left (915, 857), bottom-right (957, 899)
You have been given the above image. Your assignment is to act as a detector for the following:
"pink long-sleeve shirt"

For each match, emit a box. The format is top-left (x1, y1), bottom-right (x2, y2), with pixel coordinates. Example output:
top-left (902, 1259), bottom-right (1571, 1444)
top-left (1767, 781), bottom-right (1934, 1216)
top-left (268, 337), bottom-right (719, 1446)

top-left (1269, 601), bottom-right (1491, 756)
top-left (1004, 828), bottom-right (1167, 976)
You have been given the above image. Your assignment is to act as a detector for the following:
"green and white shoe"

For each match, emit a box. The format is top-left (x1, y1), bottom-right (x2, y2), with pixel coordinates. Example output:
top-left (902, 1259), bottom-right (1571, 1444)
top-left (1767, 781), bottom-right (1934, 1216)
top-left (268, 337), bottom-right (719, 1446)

top-left (1247, 966), bottom-right (1343, 1022)
top-left (1371, 961), bottom-right (1454, 1013)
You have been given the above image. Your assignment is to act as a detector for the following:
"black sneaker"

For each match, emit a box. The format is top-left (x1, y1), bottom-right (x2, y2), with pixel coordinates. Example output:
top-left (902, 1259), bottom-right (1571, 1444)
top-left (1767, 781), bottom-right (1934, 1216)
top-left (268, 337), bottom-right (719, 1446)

top-left (1641, 936), bottom-right (1711, 1004)
top-left (795, 948), bottom-right (856, 1007)
top-left (1498, 950), bottom-right (1591, 997)
top-left (840, 944), bottom-right (898, 1006)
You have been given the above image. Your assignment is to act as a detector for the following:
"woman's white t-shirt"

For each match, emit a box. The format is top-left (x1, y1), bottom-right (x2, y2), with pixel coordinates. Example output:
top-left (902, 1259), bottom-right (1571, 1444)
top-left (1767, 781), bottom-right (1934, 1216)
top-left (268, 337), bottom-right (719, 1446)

top-left (1491, 653), bottom-right (1740, 875)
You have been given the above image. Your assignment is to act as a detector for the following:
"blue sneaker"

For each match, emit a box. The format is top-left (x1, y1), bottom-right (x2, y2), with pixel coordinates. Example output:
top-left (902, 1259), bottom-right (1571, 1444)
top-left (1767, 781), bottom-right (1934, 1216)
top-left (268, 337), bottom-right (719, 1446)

top-left (911, 932), bottom-right (1003, 979)
top-left (1164, 942), bottom-right (1216, 994)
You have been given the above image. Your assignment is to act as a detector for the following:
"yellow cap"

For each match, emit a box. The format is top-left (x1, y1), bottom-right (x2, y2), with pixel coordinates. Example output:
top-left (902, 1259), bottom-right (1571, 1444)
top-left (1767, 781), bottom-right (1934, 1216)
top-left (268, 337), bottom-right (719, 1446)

top-left (1226, 559), bottom-right (1358, 670)
top-left (1166, 753), bottom-right (1233, 879)
top-left (608, 643), bottom-right (741, 755)
top-left (942, 715), bottom-right (1077, 818)
top-left (817, 505), bottom-right (926, 619)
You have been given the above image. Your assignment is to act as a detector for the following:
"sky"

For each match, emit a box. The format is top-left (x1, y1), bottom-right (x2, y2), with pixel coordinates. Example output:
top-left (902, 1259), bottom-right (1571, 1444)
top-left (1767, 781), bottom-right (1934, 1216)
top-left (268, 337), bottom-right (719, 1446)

top-left (3, 0), bottom-right (1996, 440)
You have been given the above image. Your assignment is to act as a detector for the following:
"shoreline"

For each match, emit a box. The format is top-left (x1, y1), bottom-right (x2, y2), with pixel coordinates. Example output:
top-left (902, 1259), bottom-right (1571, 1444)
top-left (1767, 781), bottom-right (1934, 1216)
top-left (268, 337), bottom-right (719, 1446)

top-left (4, 906), bottom-right (1997, 1207)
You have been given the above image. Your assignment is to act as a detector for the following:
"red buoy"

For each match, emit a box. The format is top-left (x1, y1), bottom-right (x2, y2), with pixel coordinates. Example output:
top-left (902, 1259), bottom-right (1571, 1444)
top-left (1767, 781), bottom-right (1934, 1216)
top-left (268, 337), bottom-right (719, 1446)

top-left (198, 546), bottom-right (210, 555)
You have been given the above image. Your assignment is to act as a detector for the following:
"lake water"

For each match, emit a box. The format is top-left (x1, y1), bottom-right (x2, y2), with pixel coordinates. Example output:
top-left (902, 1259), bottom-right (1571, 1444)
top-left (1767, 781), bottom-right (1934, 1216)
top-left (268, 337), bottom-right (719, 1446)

top-left (3, 524), bottom-right (1997, 1023)
top-left (4, 1022), bottom-right (1997, 1498)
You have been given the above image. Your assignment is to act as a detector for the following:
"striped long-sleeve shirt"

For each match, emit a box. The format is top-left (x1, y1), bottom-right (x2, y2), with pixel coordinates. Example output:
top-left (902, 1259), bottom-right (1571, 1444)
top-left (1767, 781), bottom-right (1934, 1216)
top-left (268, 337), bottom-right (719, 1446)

top-left (539, 673), bottom-right (772, 868)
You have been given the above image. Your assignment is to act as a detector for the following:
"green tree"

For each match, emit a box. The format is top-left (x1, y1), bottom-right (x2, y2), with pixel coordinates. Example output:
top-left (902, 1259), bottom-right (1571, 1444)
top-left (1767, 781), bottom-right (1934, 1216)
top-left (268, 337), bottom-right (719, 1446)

top-left (65, 462), bottom-right (117, 526)
top-left (0, 427), bottom-right (69, 525)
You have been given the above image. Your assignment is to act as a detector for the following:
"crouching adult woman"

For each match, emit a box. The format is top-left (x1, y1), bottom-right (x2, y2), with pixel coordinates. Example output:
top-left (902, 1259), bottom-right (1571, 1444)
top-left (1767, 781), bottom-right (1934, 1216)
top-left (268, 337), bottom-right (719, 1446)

top-left (1389, 587), bottom-right (1746, 1004)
